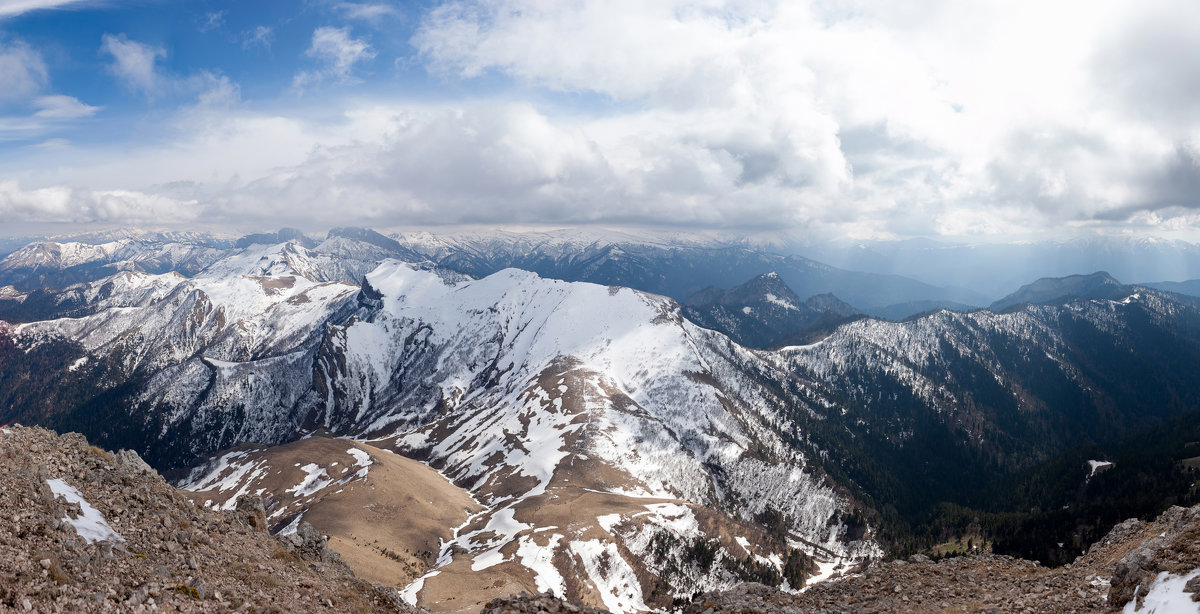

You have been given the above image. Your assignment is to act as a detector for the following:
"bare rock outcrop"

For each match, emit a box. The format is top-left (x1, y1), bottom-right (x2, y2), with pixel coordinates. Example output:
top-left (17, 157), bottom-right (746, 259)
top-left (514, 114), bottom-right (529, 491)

top-left (479, 591), bottom-right (612, 614)
top-left (0, 425), bottom-right (422, 613)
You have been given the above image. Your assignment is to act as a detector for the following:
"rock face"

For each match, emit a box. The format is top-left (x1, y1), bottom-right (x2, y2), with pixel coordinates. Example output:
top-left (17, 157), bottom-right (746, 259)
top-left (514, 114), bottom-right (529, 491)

top-left (0, 425), bottom-right (420, 613)
top-left (1106, 505), bottom-right (1200, 609)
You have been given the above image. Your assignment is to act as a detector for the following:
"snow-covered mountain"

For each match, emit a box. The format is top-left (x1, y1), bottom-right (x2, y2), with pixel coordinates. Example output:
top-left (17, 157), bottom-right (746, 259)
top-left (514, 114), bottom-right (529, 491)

top-left (0, 238), bottom-right (227, 293)
top-left (0, 241), bottom-right (882, 611)
top-left (683, 272), bottom-right (860, 348)
top-left (5, 234), bottom-right (1200, 610)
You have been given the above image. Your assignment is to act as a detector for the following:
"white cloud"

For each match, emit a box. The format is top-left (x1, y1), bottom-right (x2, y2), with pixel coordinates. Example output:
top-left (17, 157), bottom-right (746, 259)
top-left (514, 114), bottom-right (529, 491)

top-left (199, 10), bottom-right (225, 33)
top-left (336, 2), bottom-right (400, 22)
top-left (8, 0), bottom-right (1200, 241)
top-left (100, 33), bottom-right (165, 96)
top-left (0, 0), bottom-right (90, 18)
top-left (99, 33), bottom-right (240, 107)
top-left (243, 25), bottom-right (274, 50)
top-left (0, 39), bottom-right (47, 101)
top-left (403, 0), bottom-right (1200, 238)
top-left (33, 95), bottom-right (99, 119)
top-left (0, 180), bottom-right (197, 224)
top-left (292, 26), bottom-right (376, 92)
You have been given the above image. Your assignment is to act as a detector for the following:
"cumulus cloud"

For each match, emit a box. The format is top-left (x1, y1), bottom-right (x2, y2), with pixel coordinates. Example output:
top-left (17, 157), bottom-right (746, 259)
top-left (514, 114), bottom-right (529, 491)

top-left (402, 0), bottom-right (1200, 237)
top-left (99, 33), bottom-right (240, 107)
top-left (12, 0), bottom-right (1200, 240)
top-left (292, 27), bottom-right (376, 92)
top-left (0, 180), bottom-right (198, 224)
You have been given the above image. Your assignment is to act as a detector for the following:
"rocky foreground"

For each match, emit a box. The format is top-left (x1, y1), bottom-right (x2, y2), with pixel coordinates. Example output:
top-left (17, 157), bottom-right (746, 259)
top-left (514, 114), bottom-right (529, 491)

top-left (0, 425), bottom-right (419, 613)
top-left (3, 423), bottom-right (1199, 614)
top-left (676, 505), bottom-right (1200, 614)
top-left (480, 507), bottom-right (1200, 614)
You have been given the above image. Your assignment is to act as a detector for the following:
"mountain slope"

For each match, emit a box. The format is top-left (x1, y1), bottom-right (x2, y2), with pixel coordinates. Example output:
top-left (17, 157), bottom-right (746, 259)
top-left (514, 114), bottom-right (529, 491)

top-left (774, 284), bottom-right (1200, 538)
top-left (180, 432), bottom-right (481, 590)
top-left (0, 239), bottom-right (227, 292)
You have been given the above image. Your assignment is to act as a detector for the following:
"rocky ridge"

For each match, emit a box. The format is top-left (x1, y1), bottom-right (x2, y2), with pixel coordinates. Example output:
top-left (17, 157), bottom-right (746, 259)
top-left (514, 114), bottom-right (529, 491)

top-left (471, 502), bottom-right (1200, 613)
top-left (0, 425), bottom-right (420, 613)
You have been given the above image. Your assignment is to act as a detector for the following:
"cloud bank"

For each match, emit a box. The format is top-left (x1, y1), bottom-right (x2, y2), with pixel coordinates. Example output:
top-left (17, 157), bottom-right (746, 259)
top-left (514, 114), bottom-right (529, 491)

top-left (4, 0), bottom-right (1200, 240)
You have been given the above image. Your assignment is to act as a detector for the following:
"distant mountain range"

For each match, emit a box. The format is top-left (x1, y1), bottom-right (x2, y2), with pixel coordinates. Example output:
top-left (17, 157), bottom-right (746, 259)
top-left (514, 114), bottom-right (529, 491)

top-left (799, 235), bottom-right (1200, 299)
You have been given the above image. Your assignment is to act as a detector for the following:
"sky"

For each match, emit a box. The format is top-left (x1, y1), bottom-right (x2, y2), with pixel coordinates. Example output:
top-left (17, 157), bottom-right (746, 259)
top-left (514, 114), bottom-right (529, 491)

top-left (0, 0), bottom-right (1198, 241)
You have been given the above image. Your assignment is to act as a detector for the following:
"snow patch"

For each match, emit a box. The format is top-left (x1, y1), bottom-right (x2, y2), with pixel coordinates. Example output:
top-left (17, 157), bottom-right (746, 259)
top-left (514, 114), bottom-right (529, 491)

top-left (1122, 569), bottom-right (1200, 613)
top-left (764, 293), bottom-right (798, 311)
top-left (400, 570), bottom-right (440, 606)
top-left (1088, 460), bottom-right (1114, 477)
top-left (286, 463), bottom-right (332, 497)
top-left (570, 539), bottom-right (648, 614)
top-left (597, 513), bottom-right (623, 533)
top-left (517, 533), bottom-right (566, 596)
top-left (277, 512), bottom-right (305, 536)
top-left (46, 478), bottom-right (124, 544)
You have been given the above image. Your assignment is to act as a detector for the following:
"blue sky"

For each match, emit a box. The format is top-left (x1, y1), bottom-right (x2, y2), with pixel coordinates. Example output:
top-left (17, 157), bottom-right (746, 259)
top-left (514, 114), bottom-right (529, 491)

top-left (0, 0), bottom-right (1199, 241)
top-left (0, 1), bottom-right (437, 145)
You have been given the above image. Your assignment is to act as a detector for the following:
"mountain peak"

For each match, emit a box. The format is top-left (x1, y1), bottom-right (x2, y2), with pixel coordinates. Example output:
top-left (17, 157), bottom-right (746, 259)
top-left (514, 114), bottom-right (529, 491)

top-left (990, 271), bottom-right (1130, 311)
top-left (235, 228), bottom-right (317, 249)
top-left (683, 274), bottom-right (859, 348)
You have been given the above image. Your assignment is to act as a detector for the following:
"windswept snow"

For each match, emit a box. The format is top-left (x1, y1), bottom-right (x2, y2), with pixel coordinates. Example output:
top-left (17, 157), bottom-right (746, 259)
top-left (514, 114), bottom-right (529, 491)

top-left (571, 539), bottom-right (649, 613)
top-left (517, 533), bottom-right (566, 596)
top-left (277, 512), bottom-right (305, 536)
top-left (46, 478), bottom-right (123, 544)
top-left (286, 463), bottom-right (332, 497)
top-left (764, 293), bottom-right (798, 311)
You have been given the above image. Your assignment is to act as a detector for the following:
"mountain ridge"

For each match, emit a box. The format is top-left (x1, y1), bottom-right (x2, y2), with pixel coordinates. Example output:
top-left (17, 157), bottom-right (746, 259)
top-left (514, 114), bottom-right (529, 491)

top-left (682, 272), bottom-right (860, 348)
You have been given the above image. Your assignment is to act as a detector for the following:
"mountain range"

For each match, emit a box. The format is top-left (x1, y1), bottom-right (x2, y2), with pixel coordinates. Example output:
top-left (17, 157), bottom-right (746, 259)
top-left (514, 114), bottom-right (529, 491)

top-left (3, 228), bottom-right (1200, 611)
